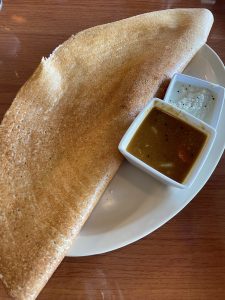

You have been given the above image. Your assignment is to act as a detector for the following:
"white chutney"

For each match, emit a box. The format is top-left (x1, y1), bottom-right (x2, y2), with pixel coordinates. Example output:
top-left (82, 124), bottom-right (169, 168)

top-left (168, 82), bottom-right (216, 123)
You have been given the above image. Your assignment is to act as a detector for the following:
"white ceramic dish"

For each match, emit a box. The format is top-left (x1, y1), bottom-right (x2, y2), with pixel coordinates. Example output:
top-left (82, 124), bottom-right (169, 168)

top-left (68, 44), bottom-right (225, 257)
top-left (119, 98), bottom-right (216, 189)
top-left (164, 73), bottom-right (225, 129)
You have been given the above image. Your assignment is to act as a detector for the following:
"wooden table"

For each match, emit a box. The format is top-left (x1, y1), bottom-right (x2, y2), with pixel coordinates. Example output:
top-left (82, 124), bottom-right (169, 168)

top-left (0, 1), bottom-right (224, 299)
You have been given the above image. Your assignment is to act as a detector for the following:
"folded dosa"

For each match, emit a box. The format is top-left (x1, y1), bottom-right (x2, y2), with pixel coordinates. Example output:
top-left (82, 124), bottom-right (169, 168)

top-left (0, 8), bottom-right (213, 300)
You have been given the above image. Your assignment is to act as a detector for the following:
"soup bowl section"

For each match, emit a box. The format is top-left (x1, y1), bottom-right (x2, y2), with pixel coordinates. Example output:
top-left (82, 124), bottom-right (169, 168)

top-left (119, 98), bottom-right (216, 189)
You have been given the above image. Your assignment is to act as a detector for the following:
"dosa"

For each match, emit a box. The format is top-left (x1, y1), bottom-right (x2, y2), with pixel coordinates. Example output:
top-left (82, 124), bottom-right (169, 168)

top-left (0, 8), bottom-right (213, 300)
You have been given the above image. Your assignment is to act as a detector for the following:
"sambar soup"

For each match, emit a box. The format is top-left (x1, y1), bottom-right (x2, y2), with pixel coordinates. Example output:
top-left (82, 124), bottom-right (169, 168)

top-left (127, 107), bottom-right (207, 183)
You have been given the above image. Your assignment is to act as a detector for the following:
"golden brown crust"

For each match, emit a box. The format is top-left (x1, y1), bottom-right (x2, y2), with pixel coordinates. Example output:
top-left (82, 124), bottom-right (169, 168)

top-left (0, 9), bottom-right (213, 300)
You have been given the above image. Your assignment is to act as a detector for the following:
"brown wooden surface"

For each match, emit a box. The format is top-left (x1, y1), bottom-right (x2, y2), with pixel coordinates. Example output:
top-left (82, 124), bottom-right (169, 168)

top-left (0, 1), bottom-right (225, 299)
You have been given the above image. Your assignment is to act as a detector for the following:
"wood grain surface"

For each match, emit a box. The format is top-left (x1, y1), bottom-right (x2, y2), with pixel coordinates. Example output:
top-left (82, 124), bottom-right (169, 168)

top-left (0, 1), bottom-right (225, 299)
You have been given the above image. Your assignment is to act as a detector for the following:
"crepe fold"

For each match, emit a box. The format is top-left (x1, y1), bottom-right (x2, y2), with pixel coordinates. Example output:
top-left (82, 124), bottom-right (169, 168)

top-left (0, 8), bottom-right (213, 300)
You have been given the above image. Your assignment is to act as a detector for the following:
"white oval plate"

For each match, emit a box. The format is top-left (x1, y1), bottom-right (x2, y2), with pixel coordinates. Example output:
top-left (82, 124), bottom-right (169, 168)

top-left (68, 45), bottom-right (225, 257)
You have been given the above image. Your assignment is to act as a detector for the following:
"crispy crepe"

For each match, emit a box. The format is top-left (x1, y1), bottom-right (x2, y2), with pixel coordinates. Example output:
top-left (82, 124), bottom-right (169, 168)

top-left (0, 9), bottom-right (213, 300)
